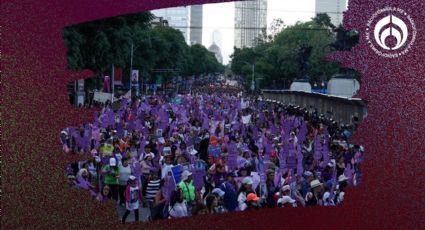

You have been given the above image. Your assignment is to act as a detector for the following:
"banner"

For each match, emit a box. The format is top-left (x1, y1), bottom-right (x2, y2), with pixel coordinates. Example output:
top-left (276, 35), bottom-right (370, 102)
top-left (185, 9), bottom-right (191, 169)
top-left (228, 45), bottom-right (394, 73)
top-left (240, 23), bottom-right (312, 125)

top-left (208, 145), bottom-right (221, 158)
top-left (131, 70), bottom-right (139, 87)
top-left (93, 92), bottom-right (114, 103)
top-left (114, 67), bottom-right (123, 85)
top-left (242, 115), bottom-right (252, 124)
top-left (171, 165), bottom-right (184, 185)
top-left (103, 76), bottom-right (111, 93)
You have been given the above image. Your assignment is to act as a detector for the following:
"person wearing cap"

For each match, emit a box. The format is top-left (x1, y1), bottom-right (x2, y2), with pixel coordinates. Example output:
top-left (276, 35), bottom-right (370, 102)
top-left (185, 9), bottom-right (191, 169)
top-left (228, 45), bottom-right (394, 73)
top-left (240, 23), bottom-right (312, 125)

top-left (277, 195), bottom-right (296, 208)
top-left (219, 172), bottom-right (238, 212)
top-left (245, 193), bottom-right (261, 211)
top-left (211, 188), bottom-right (227, 214)
top-left (178, 170), bottom-right (196, 212)
top-left (336, 174), bottom-right (348, 205)
top-left (122, 175), bottom-right (142, 224)
top-left (301, 171), bottom-right (314, 198)
top-left (305, 179), bottom-right (323, 206)
top-left (140, 152), bottom-right (155, 187)
top-left (101, 157), bottom-right (120, 201)
top-left (237, 176), bottom-right (255, 211)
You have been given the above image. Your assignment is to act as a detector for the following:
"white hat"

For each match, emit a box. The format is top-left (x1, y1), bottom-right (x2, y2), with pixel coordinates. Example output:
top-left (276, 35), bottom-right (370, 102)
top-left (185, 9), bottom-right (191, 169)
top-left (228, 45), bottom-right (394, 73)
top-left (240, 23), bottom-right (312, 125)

top-left (189, 148), bottom-right (198, 155)
top-left (338, 174), bottom-right (348, 182)
top-left (310, 179), bottom-right (323, 189)
top-left (303, 171), bottom-right (313, 177)
top-left (281, 185), bottom-right (290, 192)
top-left (242, 177), bottom-right (253, 185)
top-left (163, 147), bottom-right (171, 154)
top-left (181, 170), bottom-right (192, 181)
top-left (109, 158), bottom-right (117, 166)
top-left (129, 175), bottom-right (136, 181)
top-left (158, 137), bottom-right (165, 144)
top-left (277, 196), bottom-right (296, 205)
top-left (212, 188), bottom-right (225, 197)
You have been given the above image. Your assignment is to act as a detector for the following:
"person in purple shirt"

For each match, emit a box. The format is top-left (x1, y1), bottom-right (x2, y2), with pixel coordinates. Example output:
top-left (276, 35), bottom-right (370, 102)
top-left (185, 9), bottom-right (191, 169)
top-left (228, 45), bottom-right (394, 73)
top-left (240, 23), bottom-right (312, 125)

top-left (213, 164), bottom-right (227, 188)
top-left (219, 172), bottom-right (238, 212)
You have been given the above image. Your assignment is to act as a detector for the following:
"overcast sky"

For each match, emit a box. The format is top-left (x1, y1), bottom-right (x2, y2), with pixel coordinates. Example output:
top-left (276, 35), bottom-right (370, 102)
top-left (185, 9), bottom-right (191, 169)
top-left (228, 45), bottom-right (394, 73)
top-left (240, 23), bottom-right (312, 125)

top-left (202, 0), bottom-right (317, 64)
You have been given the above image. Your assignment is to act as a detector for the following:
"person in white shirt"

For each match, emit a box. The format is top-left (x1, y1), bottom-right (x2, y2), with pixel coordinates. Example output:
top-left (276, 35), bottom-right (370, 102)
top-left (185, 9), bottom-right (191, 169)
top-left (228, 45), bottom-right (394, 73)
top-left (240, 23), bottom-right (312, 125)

top-left (118, 157), bottom-right (132, 206)
top-left (237, 177), bottom-right (255, 211)
top-left (168, 188), bottom-right (188, 218)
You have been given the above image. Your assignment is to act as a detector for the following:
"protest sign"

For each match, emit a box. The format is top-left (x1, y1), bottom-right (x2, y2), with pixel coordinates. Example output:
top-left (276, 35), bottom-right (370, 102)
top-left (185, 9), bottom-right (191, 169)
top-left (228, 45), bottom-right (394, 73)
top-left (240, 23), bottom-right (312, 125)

top-left (208, 145), bottom-right (221, 158)
top-left (171, 165), bottom-right (184, 185)
top-left (242, 115), bottom-right (251, 124)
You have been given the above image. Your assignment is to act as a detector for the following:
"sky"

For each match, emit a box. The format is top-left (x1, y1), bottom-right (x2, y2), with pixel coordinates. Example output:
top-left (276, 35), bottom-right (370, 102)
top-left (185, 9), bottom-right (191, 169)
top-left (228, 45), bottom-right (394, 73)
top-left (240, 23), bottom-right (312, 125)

top-left (202, 0), bottom-right (317, 64)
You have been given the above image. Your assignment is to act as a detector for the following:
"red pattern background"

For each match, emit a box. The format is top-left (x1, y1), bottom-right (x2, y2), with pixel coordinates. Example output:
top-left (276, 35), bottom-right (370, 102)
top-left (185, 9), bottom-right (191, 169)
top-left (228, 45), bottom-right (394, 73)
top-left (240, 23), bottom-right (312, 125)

top-left (2, 0), bottom-right (425, 229)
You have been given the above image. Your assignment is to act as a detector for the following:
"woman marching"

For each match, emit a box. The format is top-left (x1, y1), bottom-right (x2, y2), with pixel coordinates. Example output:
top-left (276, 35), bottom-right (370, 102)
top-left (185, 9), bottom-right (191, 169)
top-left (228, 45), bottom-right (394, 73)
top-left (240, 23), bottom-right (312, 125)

top-left (122, 176), bottom-right (143, 224)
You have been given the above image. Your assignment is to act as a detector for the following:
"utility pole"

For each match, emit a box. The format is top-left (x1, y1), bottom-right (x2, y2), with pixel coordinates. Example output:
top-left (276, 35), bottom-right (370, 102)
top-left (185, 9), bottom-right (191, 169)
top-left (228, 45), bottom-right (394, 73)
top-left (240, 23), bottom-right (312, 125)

top-left (251, 64), bottom-right (255, 93)
top-left (111, 64), bottom-right (114, 103)
top-left (129, 42), bottom-right (134, 98)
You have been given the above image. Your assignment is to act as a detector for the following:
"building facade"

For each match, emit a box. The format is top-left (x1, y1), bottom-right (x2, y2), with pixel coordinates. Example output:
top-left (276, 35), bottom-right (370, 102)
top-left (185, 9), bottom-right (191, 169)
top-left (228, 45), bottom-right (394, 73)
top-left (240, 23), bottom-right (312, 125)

top-left (152, 5), bottom-right (203, 45)
top-left (315, 0), bottom-right (347, 27)
top-left (234, 0), bottom-right (267, 48)
top-left (190, 5), bottom-right (203, 45)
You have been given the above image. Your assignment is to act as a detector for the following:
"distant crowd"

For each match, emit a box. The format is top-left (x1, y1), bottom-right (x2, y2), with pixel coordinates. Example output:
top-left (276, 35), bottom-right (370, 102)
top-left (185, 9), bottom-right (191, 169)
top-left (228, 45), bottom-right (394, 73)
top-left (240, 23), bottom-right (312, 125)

top-left (63, 87), bottom-right (363, 223)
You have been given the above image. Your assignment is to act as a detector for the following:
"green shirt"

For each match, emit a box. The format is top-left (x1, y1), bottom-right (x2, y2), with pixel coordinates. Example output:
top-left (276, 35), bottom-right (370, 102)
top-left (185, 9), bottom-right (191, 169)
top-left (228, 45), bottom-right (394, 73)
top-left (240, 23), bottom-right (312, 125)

top-left (103, 165), bottom-right (119, 185)
top-left (178, 180), bottom-right (195, 202)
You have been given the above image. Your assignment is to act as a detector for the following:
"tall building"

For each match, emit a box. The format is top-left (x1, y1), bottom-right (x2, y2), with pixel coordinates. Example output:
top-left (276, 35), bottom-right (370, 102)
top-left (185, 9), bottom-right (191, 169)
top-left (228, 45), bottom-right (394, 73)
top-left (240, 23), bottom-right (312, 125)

top-left (151, 7), bottom-right (191, 44)
top-left (208, 30), bottom-right (224, 64)
top-left (234, 0), bottom-right (268, 48)
top-left (208, 42), bottom-right (223, 64)
top-left (190, 5), bottom-right (203, 45)
top-left (315, 0), bottom-right (347, 27)
top-left (152, 5), bottom-right (203, 45)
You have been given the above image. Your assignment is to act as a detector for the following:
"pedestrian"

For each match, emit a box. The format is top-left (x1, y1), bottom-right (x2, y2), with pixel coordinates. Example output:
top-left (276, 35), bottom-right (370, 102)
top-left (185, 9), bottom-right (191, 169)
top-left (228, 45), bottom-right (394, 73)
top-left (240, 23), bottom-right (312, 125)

top-left (118, 157), bottom-right (132, 206)
top-left (219, 171), bottom-right (238, 212)
top-left (96, 185), bottom-right (111, 202)
top-left (122, 176), bottom-right (142, 224)
top-left (237, 177), bottom-right (255, 211)
top-left (205, 194), bottom-right (219, 214)
top-left (178, 170), bottom-right (196, 213)
top-left (245, 193), bottom-right (261, 211)
top-left (101, 157), bottom-right (120, 201)
top-left (168, 188), bottom-right (188, 219)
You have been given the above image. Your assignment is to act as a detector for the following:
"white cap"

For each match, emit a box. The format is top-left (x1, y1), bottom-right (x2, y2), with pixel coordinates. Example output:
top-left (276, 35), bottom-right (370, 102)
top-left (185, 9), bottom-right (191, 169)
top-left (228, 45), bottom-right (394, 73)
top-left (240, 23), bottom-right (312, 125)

top-left (109, 157), bottom-right (117, 166)
top-left (212, 188), bottom-right (225, 197)
top-left (281, 185), bottom-right (290, 192)
top-left (129, 175), bottom-right (136, 181)
top-left (277, 196), bottom-right (296, 205)
top-left (338, 174), bottom-right (348, 182)
top-left (310, 179), bottom-right (323, 188)
top-left (242, 177), bottom-right (253, 185)
top-left (181, 170), bottom-right (192, 181)
top-left (190, 148), bottom-right (198, 155)
top-left (158, 137), bottom-right (165, 144)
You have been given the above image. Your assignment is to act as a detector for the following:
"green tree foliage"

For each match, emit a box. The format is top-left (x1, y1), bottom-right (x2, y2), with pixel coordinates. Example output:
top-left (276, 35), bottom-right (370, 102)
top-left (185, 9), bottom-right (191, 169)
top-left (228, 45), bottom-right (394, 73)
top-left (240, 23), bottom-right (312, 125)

top-left (63, 12), bottom-right (223, 86)
top-left (231, 13), bottom-right (358, 90)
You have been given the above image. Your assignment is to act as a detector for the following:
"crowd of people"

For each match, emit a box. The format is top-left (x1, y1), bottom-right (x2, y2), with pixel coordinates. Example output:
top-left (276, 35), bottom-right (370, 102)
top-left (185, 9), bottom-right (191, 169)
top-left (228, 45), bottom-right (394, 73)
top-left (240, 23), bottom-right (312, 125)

top-left (62, 87), bottom-right (364, 223)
